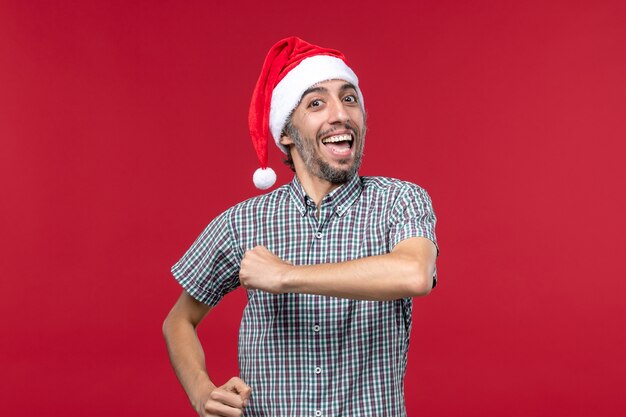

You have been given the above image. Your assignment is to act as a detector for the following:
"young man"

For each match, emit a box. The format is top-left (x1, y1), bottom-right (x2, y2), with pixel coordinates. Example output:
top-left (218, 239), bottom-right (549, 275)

top-left (163, 37), bottom-right (438, 417)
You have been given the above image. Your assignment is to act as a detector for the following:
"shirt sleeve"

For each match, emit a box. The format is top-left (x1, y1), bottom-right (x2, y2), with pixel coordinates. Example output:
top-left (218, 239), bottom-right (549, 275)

top-left (171, 209), bottom-right (242, 306)
top-left (388, 183), bottom-right (439, 286)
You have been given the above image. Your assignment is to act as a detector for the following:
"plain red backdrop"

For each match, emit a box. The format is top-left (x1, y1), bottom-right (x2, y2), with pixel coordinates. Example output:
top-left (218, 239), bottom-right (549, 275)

top-left (1, 0), bottom-right (625, 416)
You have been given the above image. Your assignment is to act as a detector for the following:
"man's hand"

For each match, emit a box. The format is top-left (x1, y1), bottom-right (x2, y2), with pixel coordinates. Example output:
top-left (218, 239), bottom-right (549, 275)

top-left (239, 245), bottom-right (292, 294)
top-left (197, 377), bottom-right (252, 417)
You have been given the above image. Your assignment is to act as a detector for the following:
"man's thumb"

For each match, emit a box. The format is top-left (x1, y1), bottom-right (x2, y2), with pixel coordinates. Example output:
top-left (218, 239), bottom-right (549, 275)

top-left (226, 377), bottom-right (252, 403)
top-left (239, 383), bottom-right (252, 405)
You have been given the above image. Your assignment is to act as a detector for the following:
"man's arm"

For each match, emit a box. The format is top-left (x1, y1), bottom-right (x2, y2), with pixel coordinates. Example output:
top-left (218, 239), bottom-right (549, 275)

top-left (239, 236), bottom-right (437, 301)
top-left (162, 291), bottom-right (251, 416)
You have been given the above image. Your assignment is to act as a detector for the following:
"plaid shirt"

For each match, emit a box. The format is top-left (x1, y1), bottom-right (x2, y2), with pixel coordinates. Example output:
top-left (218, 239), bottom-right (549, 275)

top-left (172, 175), bottom-right (437, 417)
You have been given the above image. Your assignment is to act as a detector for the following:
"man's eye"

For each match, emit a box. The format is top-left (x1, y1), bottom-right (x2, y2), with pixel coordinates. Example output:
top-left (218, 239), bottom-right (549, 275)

top-left (344, 95), bottom-right (356, 103)
top-left (309, 99), bottom-right (322, 107)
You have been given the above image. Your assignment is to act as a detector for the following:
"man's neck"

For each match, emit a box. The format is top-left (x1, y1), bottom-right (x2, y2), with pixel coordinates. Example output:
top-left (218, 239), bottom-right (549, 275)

top-left (296, 172), bottom-right (341, 208)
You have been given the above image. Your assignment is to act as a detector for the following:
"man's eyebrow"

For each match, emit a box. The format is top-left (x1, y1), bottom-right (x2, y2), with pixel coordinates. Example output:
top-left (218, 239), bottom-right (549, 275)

top-left (340, 82), bottom-right (358, 92)
top-left (301, 86), bottom-right (327, 99)
top-left (300, 82), bottom-right (358, 100)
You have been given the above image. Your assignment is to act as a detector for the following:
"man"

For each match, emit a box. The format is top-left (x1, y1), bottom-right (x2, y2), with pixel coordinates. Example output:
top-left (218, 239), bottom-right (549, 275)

top-left (163, 37), bottom-right (438, 417)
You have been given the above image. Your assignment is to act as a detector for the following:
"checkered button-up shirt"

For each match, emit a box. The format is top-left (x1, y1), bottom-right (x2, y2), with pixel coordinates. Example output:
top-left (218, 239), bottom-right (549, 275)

top-left (172, 175), bottom-right (438, 417)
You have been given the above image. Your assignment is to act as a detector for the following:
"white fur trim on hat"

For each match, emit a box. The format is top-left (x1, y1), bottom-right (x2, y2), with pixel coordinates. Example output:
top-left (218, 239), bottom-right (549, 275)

top-left (269, 55), bottom-right (364, 154)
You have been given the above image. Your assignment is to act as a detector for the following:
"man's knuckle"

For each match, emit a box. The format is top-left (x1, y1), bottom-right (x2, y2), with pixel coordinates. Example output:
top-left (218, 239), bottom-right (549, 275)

top-left (204, 401), bottom-right (217, 412)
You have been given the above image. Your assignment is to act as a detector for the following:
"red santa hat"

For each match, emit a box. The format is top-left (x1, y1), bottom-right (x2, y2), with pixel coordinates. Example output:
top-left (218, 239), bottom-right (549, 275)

top-left (248, 36), bottom-right (364, 189)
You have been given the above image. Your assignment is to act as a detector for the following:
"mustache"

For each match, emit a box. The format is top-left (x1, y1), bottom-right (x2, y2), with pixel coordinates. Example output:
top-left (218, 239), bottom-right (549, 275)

top-left (317, 122), bottom-right (359, 140)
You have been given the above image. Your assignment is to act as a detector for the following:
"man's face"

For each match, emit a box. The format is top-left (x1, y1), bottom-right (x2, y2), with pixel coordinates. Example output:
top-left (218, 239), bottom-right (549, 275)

top-left (281, 79), bottom-right (366, 184)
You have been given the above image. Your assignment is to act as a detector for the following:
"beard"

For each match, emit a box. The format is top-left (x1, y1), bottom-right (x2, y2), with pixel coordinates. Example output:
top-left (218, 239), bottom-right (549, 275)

top-left (285, 121), bottom-right (366, 185)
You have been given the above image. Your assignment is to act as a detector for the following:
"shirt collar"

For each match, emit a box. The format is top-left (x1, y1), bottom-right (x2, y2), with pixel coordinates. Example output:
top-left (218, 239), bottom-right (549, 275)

top-left (288, 174), bottom-right (362, 217)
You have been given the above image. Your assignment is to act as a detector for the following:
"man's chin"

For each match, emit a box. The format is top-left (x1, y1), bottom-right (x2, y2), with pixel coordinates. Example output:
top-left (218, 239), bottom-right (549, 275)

top-left (318, 163), bottom-right (359, 184)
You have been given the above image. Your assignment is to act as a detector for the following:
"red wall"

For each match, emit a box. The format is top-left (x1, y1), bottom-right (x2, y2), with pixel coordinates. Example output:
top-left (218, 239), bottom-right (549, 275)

top-left (2, 1), bottom-right (625, 416)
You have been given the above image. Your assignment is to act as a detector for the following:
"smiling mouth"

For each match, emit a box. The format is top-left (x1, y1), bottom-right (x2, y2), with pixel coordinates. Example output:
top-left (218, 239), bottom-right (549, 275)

top-left (321, 134), bottom-right (353, 155)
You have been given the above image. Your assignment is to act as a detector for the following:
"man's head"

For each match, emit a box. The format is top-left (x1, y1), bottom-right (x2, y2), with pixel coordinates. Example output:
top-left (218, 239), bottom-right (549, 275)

top-left (248, 37), bottom-right (365, 189)
top-left (280, 79), bottom-right (366, 185)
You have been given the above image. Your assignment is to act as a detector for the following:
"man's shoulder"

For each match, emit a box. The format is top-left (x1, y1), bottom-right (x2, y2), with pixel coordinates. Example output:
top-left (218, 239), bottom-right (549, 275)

top-left (221, 183), bottom-right (292, 218)
top-left (360, 175), bottom-right (428, 195)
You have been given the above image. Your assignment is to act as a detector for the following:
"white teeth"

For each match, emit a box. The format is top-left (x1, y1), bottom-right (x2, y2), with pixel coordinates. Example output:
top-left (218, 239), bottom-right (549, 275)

top-left (322, 134), bottom-right (352, 144)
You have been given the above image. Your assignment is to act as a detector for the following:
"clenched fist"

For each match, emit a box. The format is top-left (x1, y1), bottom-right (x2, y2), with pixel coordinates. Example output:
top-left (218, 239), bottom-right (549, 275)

top-left (199, 377), bottom-right (252, 417)
top-left (239, 246), bottom-right (293, 294)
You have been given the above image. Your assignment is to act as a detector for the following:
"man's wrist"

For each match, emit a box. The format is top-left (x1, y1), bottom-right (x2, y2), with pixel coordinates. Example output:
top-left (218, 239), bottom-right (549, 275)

top-left (280, 264), bottom-right (299, 293)
top-left (189, 377), bottom-right (215, 413)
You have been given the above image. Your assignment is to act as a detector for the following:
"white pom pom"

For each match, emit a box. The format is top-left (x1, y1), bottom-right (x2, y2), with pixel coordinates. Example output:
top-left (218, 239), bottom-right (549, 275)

top-left (253, 167), bottom-right (277, 190)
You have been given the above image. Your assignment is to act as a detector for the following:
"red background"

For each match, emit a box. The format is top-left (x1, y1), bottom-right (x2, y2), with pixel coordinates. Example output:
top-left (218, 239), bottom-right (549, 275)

top-left (2, 1), bottom-right (625, 416)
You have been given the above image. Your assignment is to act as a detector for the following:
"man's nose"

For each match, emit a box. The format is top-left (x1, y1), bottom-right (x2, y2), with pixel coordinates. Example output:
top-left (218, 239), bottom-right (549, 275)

top-left (327, 98), bottom-right (349, 124)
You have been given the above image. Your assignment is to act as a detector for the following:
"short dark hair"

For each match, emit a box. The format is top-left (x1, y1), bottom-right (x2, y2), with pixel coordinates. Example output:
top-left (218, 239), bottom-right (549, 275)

top-left (283, 151), bottom-right (295, 172)
top-left (281, 114), bottom-right (297, 172)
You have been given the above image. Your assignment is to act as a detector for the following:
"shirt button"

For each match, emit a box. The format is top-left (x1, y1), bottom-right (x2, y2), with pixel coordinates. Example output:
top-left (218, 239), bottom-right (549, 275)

top-left (314, 367), bottom-right (322, 374)
top-left (315, 411), bottom-right (322, 417)
top-left (312, 324), bottom-right (321, 332)
top-left (315, 232), bottom-right (323, 239)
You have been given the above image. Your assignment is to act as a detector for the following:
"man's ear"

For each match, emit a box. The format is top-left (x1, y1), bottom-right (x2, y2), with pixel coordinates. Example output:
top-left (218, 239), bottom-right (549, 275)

top-left (280, 134), bottom-right (294, 146)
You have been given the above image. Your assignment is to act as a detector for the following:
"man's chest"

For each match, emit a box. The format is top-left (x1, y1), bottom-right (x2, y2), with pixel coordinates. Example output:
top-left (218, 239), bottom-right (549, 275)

top-left (234, 202), bottom-right (391, 265)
